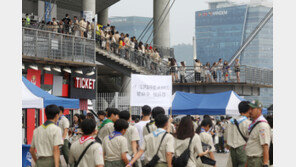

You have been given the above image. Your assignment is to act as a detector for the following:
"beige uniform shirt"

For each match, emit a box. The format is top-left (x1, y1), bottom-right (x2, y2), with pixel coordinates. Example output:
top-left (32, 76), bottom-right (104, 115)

top-left (31, 123), bottom-right (63, 157)
top-left (174, 134), bottom-right (203, 167)
top-left (193, 122), bottom-right (198, 132)
top-left (226, 117), bottom-right (251, 148)
top-left (58, 116), bottom-right (70, 140)
top-left (124, 125), bottom-right (140, 156)
top-left (69, 138), bottom-right (104, 166)
top-left (143, 122), bottom-right (175, 137)
top-left (98, 122), bottom-right (114, 141)
top-left (141, 131), bottom-right (175, 163)
top-left (245, 122), bottom-right (271, 157)
top-left (102, 134), bottom-right (128, 161)
top-left (199, 132), bottom-right (215, 152)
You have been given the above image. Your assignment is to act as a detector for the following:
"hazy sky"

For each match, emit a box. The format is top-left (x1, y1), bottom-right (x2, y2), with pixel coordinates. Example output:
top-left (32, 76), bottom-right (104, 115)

top-left (108, 0), bottom-right (267, 46)
top-left (109, 0), bottom-right (209, 46)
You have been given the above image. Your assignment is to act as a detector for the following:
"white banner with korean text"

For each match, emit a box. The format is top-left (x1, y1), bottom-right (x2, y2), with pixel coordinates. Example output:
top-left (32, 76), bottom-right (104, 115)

top-left (130, 74), bottom-right (172, 108)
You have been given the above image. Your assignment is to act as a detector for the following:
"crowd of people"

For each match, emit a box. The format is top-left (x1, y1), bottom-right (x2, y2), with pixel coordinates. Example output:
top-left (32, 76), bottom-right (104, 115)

top-left (23, 13), bottom-right (166, 73)
top-left (96, 23), bottom-right (163, 65)
top-left (29, 99), bottom-right (273, 167)
top-left (169, 58), bottom-right (241, 83)
top-left (23, 13), bottom-right (96, 39)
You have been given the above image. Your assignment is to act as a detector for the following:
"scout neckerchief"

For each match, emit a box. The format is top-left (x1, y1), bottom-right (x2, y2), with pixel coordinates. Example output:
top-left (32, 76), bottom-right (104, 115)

top-left (79, 135), bottom-right (94, 144)
top-left (248, 115), bottom-right (267, 133)
top-left (200, 128), bottom-right (210, 134)
top-left (57, 115), bottom-right (64, 126)
top-left (152, 128), bottom-right (166, 137)
top-left (99, 119), bottom-right (113, 129)
top-left (230, 116), bottom-right (248, 125)
top-left (109, 131), bottom-right (123, 140)
top-left (42, 120), bottom-right (55, 129)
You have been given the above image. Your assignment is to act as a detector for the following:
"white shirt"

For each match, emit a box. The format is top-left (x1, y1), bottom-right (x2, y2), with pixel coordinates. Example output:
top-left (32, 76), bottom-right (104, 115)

top-left (134, 120), bottom-right (150, 161)
top-left (134, 120), bottom-right (150, 147)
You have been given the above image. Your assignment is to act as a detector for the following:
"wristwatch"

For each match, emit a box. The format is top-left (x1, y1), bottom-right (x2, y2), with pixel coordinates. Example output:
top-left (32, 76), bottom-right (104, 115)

top-left (263, 165), bottom-right (268, 167)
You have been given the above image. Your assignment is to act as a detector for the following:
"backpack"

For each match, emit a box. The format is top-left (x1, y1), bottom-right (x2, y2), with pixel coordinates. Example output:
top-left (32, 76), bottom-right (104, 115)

top-left (144, 132), bottom-right (167, 167)
top-left (172, 137), bottom-right (193, 167)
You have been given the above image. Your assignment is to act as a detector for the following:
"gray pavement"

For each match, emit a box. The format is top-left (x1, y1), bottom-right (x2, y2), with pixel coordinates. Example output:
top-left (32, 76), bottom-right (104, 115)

top-left (214, 152), bottom-right (230, 167)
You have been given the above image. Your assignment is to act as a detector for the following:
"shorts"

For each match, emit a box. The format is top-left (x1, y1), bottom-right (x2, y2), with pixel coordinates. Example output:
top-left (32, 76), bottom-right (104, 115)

top-left (235, 68), bottom-right (240, 73)
top-left (170, 67), bottom-right (176, 73)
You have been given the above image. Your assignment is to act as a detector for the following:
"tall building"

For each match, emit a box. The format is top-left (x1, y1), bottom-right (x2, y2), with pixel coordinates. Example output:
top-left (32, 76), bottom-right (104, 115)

top-left (195, 2), bottom-right (273, 106)
top-left (109, 16), bottom-right (153, 43)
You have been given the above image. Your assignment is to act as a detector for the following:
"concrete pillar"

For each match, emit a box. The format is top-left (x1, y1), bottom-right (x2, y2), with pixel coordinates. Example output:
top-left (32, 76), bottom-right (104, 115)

top-left (153, 0), bottom-right (170, 48)
top-left (38, 0), bottom-right (44, 22)
top-left (97, 8), bottom-right (109, 26)
top-left (82, 0), bottom-right (96, 22)
top-left (51, 3), bottom-right (57, 19)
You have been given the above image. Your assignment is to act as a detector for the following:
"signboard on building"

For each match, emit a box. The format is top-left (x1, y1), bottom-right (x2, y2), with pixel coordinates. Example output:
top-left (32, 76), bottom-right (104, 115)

top-left (69, 72), bottom-right (96, 99)
top-left (130, 74), bottom-right (172, 107)
top-left (74, 77), bottom-right (96, 90)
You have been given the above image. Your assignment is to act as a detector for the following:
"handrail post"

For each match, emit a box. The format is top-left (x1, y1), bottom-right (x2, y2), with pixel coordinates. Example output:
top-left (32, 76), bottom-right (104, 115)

top-left (72, 36), bottom-right (75, 61)
top-left (35, 30), bottom-right (38, 57)
top-left (48, 33), bottom-right (51, 59)
top-left (60, 35), bottom-right (63, 59)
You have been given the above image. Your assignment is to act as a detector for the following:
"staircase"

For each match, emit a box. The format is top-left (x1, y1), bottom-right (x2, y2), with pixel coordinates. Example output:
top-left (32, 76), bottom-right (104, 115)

top-left (95, 41), bottom-right (169, 76)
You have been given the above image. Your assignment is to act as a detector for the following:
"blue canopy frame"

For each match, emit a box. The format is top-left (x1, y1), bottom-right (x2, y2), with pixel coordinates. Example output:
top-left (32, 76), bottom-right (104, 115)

top-left (22, 76), bottom-right (79, 109)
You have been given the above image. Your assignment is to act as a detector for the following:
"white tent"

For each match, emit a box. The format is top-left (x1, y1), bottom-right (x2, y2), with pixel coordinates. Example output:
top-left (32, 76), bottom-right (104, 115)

top-left (22, 81), bottom-right (43, 109)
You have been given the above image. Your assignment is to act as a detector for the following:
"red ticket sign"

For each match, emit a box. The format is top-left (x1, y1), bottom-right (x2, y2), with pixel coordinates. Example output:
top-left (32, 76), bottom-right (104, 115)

top-left (74, 77), bottom-right (96, 90)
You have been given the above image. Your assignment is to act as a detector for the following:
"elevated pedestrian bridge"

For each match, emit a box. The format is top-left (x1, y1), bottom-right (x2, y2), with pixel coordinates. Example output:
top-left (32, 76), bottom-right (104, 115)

top-left (173, 66), bottom-right (272, 96)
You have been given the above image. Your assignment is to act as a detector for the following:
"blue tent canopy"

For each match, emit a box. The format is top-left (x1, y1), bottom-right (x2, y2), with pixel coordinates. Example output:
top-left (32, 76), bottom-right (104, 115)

top-left (22, 76), bottom-right (79, 109)
top-left (170, 91), bottom-right (267, 115)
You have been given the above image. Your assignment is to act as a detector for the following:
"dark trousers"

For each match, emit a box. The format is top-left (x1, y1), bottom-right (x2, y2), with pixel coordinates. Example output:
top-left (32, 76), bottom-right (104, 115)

top-left (218, 136), bottom-right (224, 152)
top-left (195, 72), bottom-right (201, 82)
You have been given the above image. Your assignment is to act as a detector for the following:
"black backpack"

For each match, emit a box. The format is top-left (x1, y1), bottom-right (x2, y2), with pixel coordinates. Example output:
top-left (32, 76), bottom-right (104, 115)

top-left (144, 132), bottom-right (167, 167)
top-left (172, 137), bottom-right (193, 167)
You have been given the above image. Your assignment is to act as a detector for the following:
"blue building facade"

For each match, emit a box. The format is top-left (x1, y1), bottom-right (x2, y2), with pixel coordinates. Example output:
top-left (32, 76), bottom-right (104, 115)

top-left (195, 5), bottom-right (273, 106)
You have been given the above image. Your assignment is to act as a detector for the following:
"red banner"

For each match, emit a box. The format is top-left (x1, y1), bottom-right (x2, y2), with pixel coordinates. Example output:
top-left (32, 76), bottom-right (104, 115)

top-left (27, 69), bottom-right (41, 87)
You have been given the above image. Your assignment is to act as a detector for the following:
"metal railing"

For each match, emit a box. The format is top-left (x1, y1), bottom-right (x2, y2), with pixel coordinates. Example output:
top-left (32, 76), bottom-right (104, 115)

top-left (95, 92), bottom-right (142, 115)
top-left (22, 27), bottom-right (96, 64)
top-left (173, 65), bottom-right (273, 86)
top-left (96, 36), bottom-right (170, 75)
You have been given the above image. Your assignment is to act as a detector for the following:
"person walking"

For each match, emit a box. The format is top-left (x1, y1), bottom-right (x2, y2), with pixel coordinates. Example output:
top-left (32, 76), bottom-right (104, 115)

top-left (204, 62), bottom-right (212, 83)
top-left (134, 105), bottom-right (152, 166)
top-left (196, 118), bottom-right (216, 167)
top-left (194, 59), bottom-right (202, 83)
top-left (79, 18), bottom-right (87, 38)
top-left (102, 119), bottom-right (130, 167)
top-left (234, 58), bottom-right (241, 83)
top-left (98, 108), bottom-right (120, 141)
top-left (119, 111), bottom-right (140, 163)
top-left (25, 14), bottom-right (31, 27)
top-left (216, 58), bottom-right (223, 82)
top-left (223, 61), bottom-right (230, 82)
top-left (211, 62), bottom-right (217, 82)
top-left (174, 116), bottom-right (209, 167)
top-left (143, 107), bottom-right (175, 137)
top-left (72, 16), bottom-right (80, 37)
top-left (225, 101), bottom-right (252, 167)
top-left (62, 14), bottom-right (71, 34)
top-left (245, 100), bottom-right (271, 167)
top-left (180, 61), bottom-right (187, 83)
top-left (29, 105), bottom-right (63, 167)
top-left (69, 119), bottom-right (104, 167)
top-left (57, 106), bottom-right (70, 165)
top-left (69, 114), bottom-right (82, 143)
top-left (127, 114), bottom-right (175, 167)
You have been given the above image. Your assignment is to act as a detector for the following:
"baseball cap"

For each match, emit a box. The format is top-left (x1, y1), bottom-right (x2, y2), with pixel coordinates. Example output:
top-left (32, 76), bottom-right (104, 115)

top-left (249, 100), bottom-right (263, 109)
